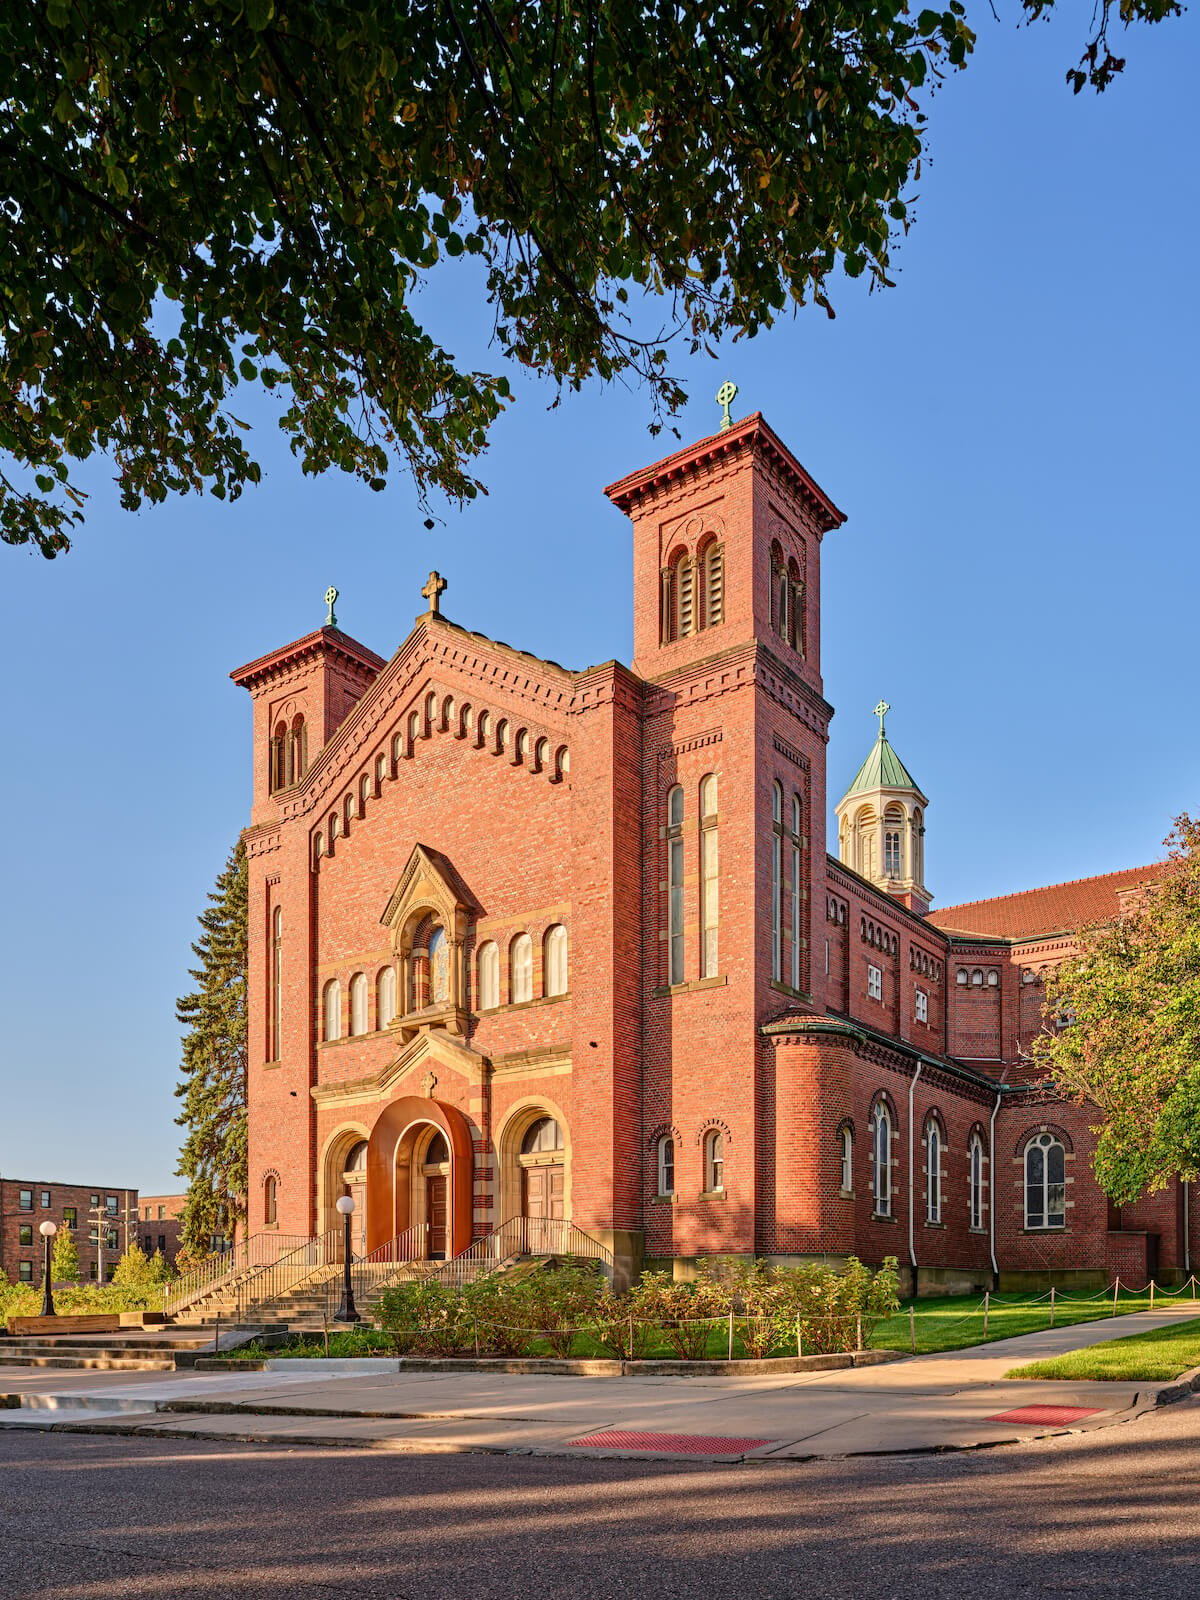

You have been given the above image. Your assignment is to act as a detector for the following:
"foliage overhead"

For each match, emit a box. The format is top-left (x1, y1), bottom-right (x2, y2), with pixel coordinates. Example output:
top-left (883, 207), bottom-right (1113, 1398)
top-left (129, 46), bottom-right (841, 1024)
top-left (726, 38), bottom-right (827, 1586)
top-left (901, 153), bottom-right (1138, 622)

top-left (1, 0), bottom-right (1180, 556)
top-left (1033, 816), bottom-right (1200, 1203)
top-left (174, 841), bottom-right (248, 1257)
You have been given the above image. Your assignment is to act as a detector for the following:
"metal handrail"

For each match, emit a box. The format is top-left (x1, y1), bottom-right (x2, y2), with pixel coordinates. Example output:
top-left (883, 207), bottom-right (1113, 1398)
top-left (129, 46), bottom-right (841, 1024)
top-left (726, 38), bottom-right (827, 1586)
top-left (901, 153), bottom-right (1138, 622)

top-left (163, 1232), bottom-right (309, 1317)
top-left (234, 1229), bottom-right (342, 1321)
top-left (431, 1215), bottom-right (612, 1289)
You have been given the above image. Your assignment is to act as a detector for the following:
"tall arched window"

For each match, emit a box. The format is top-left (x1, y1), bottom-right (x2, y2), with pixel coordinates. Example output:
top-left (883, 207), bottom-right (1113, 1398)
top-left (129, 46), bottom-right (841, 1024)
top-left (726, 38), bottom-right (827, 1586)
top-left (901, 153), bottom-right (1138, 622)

top-left (496, 718), bottom-right (509, 753)
top-left (969, 1132), bottom-right (985, 1230)
top-left (322, 979), bottom-right (341, 1043)
top-left (698, 539), bottom-right (724, 630)
top-left (510, 933), bottom-right (533, 1005)
top-left (359, 774), bottom-right (370, 813)
top-left (771, 781), bottom-right (784, 982)
top-left (840, 1124), bottom-right (854, 1193)
top-left (543, 924), bottom-right (568, 997)
top-left (872, 1100), bottom-right (893, 1217)
top-left (699, 774), bottom-right (719, 978)
top-left (377, 965), bottom-right (397, 1029)
top-left (264, 1174), bottom-right (277, 1227)
top-left (786, 557), bottom-right (803, 652)
top-left (268, 906), bottom-right (283, 1062)
top-left (704, 1129), bottom-right (725, 1194)
top-left (477, 941), bottom-right (499, 1010)
top-left (428, 926), bottom-right (450, 1003)
top-left (657, 1136), bottom-right (675, 1197)
top-left (1025, 1133), bottom-right (1066, 1229)
top-left (290, 715), bottom-right (307, 783)
top-left (270, 721), bottom-right (287, 792)
top-left (790, 793), bottom-right (803, 990)
top-left (925, 1116), bottom-right (942, 1224)
top-left (883, 804), bottom-right (904, 879)
top-left (667, 784), bottom-right (685, 985)
top-left (348, 972), bottom-right (368, 1036)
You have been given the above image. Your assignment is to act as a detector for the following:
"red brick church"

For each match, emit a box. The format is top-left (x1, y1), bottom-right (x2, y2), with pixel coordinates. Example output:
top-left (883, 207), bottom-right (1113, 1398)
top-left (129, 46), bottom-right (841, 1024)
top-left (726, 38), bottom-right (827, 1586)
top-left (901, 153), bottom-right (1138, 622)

top-left (231, 409), bottom-right (1194, 1292)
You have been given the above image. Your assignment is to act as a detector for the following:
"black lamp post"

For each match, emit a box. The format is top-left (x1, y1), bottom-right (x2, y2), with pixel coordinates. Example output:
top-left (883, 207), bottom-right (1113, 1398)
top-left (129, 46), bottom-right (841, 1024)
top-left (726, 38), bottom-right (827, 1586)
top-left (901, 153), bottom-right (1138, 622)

top-left (39, 1221), bottom-right (57, 1318)
top-left (333, 1194), bottom-right (360, 1323)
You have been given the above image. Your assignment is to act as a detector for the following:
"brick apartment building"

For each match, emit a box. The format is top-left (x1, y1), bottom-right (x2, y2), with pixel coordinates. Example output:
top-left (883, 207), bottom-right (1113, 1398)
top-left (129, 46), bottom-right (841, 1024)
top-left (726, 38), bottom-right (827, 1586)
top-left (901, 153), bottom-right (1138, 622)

top-left (0, 1179), bottom-right (138, 1285)
top-left (230, 408), bottom-right (1195, 1293)
top-left (138, 1194), bottom-right (186, 1265)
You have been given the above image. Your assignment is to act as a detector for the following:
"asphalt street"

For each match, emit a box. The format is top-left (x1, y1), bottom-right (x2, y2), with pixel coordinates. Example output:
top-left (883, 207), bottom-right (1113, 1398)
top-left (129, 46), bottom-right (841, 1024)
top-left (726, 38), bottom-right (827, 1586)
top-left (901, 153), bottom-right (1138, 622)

top-left (1, 1390), bottom-right (1197, 1598)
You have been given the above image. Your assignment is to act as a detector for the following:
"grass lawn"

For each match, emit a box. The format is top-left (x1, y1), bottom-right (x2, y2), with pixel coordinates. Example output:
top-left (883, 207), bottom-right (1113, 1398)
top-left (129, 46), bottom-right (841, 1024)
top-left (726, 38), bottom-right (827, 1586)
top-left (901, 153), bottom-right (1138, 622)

top-left (868, 1288), bottom-right (1190, 1356)
top-left (1004, 1317), bottom-right (1200, 1382)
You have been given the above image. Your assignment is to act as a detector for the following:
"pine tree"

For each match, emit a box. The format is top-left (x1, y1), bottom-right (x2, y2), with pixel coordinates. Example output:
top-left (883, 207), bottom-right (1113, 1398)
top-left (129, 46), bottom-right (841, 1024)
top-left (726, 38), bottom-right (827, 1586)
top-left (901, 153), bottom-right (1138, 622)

top-left (175, 841), bottom-right (248, 1258)
top-left (51, 1228), bottom-right (81, 1284)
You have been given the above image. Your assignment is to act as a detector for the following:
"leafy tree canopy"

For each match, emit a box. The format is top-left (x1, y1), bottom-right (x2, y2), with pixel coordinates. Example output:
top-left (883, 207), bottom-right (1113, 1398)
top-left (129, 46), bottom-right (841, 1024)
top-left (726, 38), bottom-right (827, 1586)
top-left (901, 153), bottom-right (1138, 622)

top-left (51, 1227), bottom-right (81, 1284)
top-left (2, 0), bottom-right (1180, 556)
top-left (1033, 816), bottom-right (1200, 1204)
top-left (174, 840), bottom-right (248, 1258)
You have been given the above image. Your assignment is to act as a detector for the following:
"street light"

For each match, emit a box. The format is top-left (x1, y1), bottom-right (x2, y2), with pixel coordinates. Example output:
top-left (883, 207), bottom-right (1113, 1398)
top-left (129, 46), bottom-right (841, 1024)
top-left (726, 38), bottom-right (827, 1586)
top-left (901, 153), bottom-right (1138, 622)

top-left (39, 1221), bottom-right (57, 1318)
top-left (333, 1195), bottom-right (360, 1323)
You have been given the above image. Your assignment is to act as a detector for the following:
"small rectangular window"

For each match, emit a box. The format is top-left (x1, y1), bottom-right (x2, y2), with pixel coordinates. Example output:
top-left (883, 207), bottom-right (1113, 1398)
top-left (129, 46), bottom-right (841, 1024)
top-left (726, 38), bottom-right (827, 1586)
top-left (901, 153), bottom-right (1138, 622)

top-left (19, 1225), bottom-right (33, 1247)
top-left (63, 1207), bottom-right (76, 1229)
top-left (105, 1195), bottom-right (118, 1216)
top-left (91, 1193), bottom-right (99, 1206)
top-left (18, 1261), bottom-right (33, 1283)
top-left (915, 989), bottom-right (928, 1023)
top-left (867, 965), bottom-right (882, 1001)
top-left (157, 1206), bottom-right (166, 1221)
top-left (18, 1189), bottom-right (32, 1211)
top-left (40, 1190), bottom-right (51, 1208)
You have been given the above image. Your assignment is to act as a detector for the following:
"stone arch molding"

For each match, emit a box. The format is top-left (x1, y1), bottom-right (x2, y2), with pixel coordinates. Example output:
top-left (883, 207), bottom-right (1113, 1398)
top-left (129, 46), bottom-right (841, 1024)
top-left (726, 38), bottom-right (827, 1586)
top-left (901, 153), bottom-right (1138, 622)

top-left (380, 842), bottom-right (480, 1040)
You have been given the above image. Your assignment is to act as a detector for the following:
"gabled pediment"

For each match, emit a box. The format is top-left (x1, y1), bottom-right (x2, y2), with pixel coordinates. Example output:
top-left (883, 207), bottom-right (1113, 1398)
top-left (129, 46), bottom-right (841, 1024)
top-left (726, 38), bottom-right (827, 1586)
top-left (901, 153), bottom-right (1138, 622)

top-left (311, 1028), bottom-right (488, 1105)
top-left (380, 842), bottom-right (479, 933)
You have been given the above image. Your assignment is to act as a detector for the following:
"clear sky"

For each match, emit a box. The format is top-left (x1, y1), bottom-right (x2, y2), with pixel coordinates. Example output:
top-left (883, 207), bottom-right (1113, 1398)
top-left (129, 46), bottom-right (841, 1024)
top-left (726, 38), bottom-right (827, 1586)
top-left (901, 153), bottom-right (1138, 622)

top-left (2, 8), bottom-right (1196, 1193)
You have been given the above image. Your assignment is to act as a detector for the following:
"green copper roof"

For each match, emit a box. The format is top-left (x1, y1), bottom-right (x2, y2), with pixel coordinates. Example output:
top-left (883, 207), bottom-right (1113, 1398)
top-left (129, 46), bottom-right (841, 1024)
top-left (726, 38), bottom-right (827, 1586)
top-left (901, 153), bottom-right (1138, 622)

top-left (842, 702), bottom-right (923, 799)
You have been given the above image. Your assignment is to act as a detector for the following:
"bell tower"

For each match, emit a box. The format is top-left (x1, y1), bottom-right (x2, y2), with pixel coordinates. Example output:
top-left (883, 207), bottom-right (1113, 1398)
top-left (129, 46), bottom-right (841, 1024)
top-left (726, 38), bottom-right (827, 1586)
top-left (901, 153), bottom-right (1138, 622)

top-left (835, 702), bottom-right (931, 915)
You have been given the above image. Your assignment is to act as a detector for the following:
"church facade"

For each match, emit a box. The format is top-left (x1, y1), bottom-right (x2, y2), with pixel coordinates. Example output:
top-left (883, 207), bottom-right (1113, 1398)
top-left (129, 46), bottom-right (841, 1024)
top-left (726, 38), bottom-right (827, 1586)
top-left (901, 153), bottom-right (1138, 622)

top-left (232, 411), bottom-right (1194, 1292)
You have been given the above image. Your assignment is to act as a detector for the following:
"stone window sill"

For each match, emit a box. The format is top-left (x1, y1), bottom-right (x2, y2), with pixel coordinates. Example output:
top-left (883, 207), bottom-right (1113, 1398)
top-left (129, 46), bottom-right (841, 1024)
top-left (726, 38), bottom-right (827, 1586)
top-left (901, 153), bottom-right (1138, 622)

top-left (699, 1189), bottom-right (726, 1203)
top-left (871, 1212), bottom-right (897, 1224)
top-left (770, 979), bottom-right (812, 1003)
top-left (651, 1194), bottom-right (678, 1206)
top-left (839, 1189), bottom-right (855, 1200)
top-left (652, 976), bottom-right (728, 999)
top-left (924, 1221), bottom-right (945, 1230)
top-left (1022, 1226), bottom-right (1068, 1235)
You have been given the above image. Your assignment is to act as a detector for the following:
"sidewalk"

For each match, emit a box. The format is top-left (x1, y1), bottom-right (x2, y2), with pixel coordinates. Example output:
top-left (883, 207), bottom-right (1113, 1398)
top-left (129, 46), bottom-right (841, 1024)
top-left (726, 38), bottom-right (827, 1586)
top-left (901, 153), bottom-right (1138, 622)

top-left (2, 1306), bottom-right (1198, 1462)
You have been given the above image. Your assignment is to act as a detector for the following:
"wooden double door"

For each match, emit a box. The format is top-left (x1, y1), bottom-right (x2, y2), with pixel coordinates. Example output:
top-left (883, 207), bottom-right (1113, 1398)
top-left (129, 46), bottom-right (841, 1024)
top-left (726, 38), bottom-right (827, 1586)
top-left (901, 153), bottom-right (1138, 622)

top-left (425, 1174), bottom-right (449, 1260)
top-left (522, 1164), bottom-right (564, 1221)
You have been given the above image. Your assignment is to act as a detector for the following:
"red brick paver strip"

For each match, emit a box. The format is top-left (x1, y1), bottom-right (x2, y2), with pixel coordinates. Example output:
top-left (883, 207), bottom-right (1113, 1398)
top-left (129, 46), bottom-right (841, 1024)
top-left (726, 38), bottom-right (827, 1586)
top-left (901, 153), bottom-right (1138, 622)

top-left (567, 1430), bottom-right (772, 1455)
top-left (985, 1405), bottom-right (1104, 1426)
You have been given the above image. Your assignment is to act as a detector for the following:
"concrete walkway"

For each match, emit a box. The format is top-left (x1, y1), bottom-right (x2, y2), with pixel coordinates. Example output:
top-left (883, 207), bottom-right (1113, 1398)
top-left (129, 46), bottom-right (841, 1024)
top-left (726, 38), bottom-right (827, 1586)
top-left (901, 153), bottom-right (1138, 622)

top-left (2, 1305), bottom-right (1198, 1462)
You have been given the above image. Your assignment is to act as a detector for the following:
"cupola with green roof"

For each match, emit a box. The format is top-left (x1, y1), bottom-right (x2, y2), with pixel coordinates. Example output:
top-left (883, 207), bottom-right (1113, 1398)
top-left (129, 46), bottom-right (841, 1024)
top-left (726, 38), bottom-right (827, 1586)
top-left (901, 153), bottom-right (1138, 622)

top-left (835, 701), bottom-right (930, 915)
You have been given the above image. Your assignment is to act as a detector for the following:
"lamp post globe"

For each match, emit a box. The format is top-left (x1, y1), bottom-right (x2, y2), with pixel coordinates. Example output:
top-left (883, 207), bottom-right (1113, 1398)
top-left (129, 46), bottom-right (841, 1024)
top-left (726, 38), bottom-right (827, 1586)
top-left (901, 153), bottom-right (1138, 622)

top-left (38, 1221), bottom-right (58, 1318)
top-left (333, 1194), bottom-right (360, 1323)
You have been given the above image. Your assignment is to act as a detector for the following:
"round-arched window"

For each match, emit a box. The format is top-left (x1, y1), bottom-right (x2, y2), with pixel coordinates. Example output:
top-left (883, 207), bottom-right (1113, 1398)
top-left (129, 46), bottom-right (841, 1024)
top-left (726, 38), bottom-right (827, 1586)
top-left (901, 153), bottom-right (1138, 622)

top-left (521, 1116), bottom-right (563, 1155)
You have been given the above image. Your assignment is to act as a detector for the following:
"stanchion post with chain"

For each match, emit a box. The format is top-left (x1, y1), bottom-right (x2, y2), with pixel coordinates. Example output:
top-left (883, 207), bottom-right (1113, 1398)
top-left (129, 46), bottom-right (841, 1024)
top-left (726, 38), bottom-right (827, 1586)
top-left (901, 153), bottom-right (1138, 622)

top-left (983, 1291), bottom-right (989, 1340)
top-left (1050, 1286), bottom-right (1056, 1328)
top-left (909, 1304), bottom-right (916, 1355)
top-left (1113, 1275), bottom-right (1120, 1314)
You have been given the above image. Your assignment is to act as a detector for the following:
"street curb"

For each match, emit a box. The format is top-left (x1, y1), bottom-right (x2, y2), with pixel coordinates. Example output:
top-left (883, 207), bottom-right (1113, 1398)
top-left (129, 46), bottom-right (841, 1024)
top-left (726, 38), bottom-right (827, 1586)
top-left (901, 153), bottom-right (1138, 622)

top-left (192, 1349), bottom-right (905, 1378)
top-left (1153, 1363), bottom-right (1200, 1406)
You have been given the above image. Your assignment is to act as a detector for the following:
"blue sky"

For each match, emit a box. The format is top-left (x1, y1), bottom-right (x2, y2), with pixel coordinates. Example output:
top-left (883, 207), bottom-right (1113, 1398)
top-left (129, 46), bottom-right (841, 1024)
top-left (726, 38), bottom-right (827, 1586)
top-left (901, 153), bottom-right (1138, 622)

top-left (2, 8), bottom-right (1196, 1193)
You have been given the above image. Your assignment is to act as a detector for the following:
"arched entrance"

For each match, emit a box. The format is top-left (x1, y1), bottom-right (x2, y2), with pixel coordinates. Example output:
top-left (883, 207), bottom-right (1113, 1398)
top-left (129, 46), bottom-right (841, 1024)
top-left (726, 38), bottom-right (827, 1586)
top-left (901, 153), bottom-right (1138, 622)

top-left (364, 1095), bottom-right (473, 1259)
top-left (497, 1102), bottom-right (571, 1248)
top-left (319, 1126), bottom-right (370, 1254)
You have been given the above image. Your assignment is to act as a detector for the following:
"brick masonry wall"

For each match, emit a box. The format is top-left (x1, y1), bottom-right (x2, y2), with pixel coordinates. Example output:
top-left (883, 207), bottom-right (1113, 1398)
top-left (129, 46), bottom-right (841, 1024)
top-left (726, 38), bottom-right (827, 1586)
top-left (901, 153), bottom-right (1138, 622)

top-left (0, 1180), bottom-right (138, 1283)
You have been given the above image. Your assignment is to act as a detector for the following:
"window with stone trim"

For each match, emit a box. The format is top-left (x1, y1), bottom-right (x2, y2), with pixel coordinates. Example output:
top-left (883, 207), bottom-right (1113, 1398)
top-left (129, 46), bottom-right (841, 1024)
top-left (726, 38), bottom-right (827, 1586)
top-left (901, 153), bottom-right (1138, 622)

top-left (667, 784), bottom-right (685, 985)
top-left (322, 979), bottom-right (341, 1042)
top-left (925, 1115), bottom-right (943, 1224)
top-left (349, 971), bottom-right (368, 1036)
top-left (477, 941), bottom-right (500, 1010)
top-left (1025, 1133), bottom-right (1066, 1229)
top-left (867, 964), bottom-right (882, 1002)
top-left (264, 1174), bottom-right (278, 1227)
top-left (771, 782), bottom-right (784, 981)
top-left (703, 1129), bottom-right (725, 1194)
top-left (915, 988), bottom-right (928, 1024)
top-left (510, 933), bottom-right (533, 1005)
top-left (657, 1136), bottom-right (676, 1197)
top-left (969, 1132), bottom-right (985, 1230)
top-left (377, 965), bottom-right (397, 1029)
top-left (840, 1125), bottom-right (854, 1193)
top-left (544, 924), bottom-right (568, 997)
top-left (699, 774), bottom-right (719, 978)
top-left (871, 1100), bottom-right (893, 1216)
top-left (268, 906), bottom-right (283, 1061)
top-left (790, 792), bottom-right (803, 990)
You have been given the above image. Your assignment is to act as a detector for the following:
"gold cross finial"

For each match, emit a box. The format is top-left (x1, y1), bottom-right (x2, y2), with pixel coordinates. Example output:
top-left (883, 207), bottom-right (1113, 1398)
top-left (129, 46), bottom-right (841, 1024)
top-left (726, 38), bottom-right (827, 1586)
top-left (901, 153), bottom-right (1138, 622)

top-left (324, 586), bottom-right (339, 627)
top-left (874, 700), bottom-right (890, 737)
top-left (716, 379), bottom-right (738, 431)
top-left (421, 571), bottom-right (447, 616)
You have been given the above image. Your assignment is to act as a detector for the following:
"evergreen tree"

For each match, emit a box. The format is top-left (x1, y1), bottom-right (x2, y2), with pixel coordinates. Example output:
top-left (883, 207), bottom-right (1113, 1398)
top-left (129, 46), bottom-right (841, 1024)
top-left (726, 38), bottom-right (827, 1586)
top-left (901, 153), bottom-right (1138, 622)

top-left (51, 1228), bottom-right (81, 1284)
top-left (111, 1245), bottom-right (153, 1291)
top-left (147, 1248), bottom-right (175, 1285)
top-left (175, 841), bottom-right (248, 1258)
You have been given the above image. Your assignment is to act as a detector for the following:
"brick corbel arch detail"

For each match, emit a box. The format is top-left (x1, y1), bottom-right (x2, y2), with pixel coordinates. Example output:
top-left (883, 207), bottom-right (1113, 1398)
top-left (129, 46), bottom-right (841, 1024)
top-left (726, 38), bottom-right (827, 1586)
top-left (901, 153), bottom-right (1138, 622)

top-left (647, 1123), bottom-right (682, 1149)
top-left (695, 1117), bottom-right (732, 1145)
top-left (1013, 1121), bottom-right (1074, 1157)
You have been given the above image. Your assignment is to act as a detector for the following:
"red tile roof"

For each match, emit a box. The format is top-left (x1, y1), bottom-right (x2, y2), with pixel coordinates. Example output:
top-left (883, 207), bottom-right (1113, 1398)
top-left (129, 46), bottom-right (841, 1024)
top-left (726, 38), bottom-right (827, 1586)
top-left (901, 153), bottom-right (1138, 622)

top-left (928, 864), bottom-right (1163, 941)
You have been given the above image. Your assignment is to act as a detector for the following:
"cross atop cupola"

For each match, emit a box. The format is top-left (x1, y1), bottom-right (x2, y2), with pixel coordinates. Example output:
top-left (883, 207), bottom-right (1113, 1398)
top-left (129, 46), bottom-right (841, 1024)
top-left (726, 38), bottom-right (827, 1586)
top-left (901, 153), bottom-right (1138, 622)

top-left (835, 703), bottom-right (931, 915)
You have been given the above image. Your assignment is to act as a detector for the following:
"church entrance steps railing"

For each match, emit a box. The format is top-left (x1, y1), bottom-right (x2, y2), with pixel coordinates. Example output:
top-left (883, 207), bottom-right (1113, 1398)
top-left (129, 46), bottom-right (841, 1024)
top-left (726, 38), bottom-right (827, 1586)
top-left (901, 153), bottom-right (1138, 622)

top-left (163, 1233), bottom-right (309, 1319)
top-left (231, 1229), bottom-right (343, 1322)
top-left (230, 1224), bottom-right (435, 1325)
top-left (430, 1216), bottom-right (613, 1290)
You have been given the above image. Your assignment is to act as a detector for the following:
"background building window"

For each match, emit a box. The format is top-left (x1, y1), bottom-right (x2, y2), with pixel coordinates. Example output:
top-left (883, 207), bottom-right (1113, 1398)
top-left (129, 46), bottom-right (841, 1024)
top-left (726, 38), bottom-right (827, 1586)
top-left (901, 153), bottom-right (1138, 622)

top-left (19, 1225), bottom-right (32, 1247)
top-left (477, 941), bottom-right (499, 1010)
top-left (18, 1190), bottom-right (31, 1210)
top-left (1025, 1133), bottom-right (1066, 1229)
top-left (657, 1137), bottom-right (675, 1197)
top-left (840, 1126), bottom-right (854, 1193)
top-left (18, 1262), bottom-right (32, 1283)
top-left (510, 933), bottom-right (533, 1005)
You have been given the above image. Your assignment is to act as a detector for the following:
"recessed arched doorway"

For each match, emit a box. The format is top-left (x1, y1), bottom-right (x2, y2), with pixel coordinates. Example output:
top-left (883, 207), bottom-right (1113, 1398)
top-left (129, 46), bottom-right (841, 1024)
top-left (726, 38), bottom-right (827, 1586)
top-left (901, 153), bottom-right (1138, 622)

top-left (497, 1103), bottom-right (571, 1249)
top-left (319, 1127), bottom-right (371, 1254)
top-left (363, 1095), bottom-right (473, 1259)
top-left (520, 1116), bottom-right (565, 1228)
